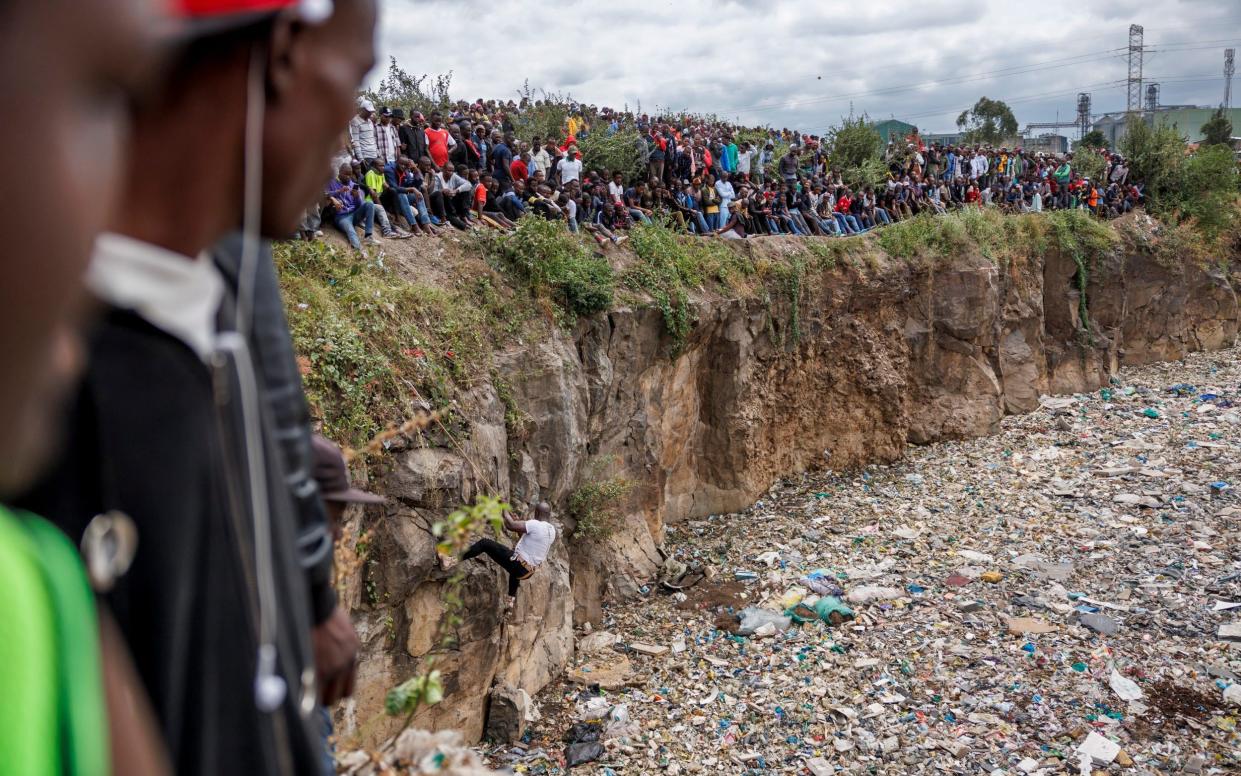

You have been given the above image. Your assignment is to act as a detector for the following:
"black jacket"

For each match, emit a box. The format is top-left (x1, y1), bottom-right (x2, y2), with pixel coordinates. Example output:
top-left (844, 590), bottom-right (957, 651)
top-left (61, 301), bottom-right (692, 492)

top-left (214, 234), bottom-right (336, 625)
top-left (398, 122), bottom-right (428, 164)
top-left (19, 292), bottom-right (322, 775)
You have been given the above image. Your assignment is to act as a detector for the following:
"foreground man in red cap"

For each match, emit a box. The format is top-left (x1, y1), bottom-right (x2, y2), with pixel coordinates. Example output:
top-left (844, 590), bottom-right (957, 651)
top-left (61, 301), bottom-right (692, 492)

top-left (0, 0), bottom-right (174, 773)
top-left (18, 0), bottom-right (378, 773)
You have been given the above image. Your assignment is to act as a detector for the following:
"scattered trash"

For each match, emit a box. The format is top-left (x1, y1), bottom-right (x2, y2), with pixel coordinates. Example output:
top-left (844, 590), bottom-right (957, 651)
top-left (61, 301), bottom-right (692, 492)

top-left (1109, 668), bottom-right (1144, 701)
top-left (492, 350), bottom-right (1241, 774)
top-left (1078, 612), bottom-right (1120, 636)
top-left (626, 642), bottom-right (668, 657)
top-left (1076, 731), bottom-right (1121, 770)
top-left (564, 741), bottom-right (602, 768)
top-left (1006, 617), bottom-right (1057, 635)
top-left (843, 585), bottom-right (904, 604)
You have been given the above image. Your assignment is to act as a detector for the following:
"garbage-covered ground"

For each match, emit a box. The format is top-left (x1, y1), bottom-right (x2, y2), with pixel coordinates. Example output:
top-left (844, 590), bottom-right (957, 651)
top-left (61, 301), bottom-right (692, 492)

top-left (488, 347), bottom-right (1241, 775)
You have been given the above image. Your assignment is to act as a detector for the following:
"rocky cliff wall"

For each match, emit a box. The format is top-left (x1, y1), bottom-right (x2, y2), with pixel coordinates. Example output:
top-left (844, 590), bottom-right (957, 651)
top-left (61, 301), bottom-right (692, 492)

top-left (329, 222), bottom-right (1238, 747)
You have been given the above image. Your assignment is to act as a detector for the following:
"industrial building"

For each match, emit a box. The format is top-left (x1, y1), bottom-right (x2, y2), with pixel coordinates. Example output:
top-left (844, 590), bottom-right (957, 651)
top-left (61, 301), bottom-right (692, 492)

top-left (1092, 106), bottom-right (1241, 148)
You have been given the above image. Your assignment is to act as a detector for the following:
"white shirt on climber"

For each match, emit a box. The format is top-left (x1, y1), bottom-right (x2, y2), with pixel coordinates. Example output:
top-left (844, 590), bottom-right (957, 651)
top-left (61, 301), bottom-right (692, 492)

top-left (513, 519), bottom-right (556, 568)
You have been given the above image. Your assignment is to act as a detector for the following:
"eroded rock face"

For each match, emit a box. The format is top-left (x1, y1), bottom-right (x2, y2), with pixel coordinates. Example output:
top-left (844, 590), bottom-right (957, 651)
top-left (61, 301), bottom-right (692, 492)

top-left (334, 240), bottom-right (1237, 747)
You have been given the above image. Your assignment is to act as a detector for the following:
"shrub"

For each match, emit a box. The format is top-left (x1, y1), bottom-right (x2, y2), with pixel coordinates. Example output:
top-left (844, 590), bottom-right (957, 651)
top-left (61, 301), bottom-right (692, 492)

top-left (578, 126), bottom-right (646, 182)
top-left (825, 115), bottom-right (888, 190)
top-left (482, 216), bottom-right (615, 323)
top-left (568, 466), bottom-right (633, 540)
top-left (1120, 116), bottom-right (1187, 212)
top-left (1177, 145), bottom-right (1239, 240)
top-left (624, 220), bottom-right (755, 352)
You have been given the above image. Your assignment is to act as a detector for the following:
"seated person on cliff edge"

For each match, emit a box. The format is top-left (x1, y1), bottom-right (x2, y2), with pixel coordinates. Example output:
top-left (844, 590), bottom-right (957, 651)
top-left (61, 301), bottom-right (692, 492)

top-left (454, 502), bottom-right (557, 614)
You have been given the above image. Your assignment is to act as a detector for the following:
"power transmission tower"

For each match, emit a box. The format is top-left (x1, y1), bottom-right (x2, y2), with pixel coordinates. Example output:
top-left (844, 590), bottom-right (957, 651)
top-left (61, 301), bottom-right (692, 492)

top-left (1127, 24), bottom-right (1144, 113)
top-left (1226, 48), bottom-right (1235, 110)
top-left (1145, 83), bottom-right (1159, 112)
top-left (1076, 92), bottom-right (1092, 139)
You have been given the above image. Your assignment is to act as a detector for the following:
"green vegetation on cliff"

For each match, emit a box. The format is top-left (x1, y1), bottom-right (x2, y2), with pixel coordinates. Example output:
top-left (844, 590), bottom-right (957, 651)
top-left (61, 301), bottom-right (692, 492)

top-left (277, 207), bottom-right (1227, 448)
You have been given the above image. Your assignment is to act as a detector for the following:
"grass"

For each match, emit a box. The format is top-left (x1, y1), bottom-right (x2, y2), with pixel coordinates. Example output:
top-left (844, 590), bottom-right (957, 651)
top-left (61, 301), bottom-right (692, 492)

top-left (279, 207), bottom-right (1159, 447)
top-left (874, 207), bottom-right (1054, 267)
top-left (476, 216), bottom-right (614, 327)
top-left (567, 460), bottom-right (633, 540)
top-left (623, 220), bottom-right (755, 353)
top-left (1044, 209), bottom-right (1120, 335)
top-left (275, 239), bottom-right (541, 448)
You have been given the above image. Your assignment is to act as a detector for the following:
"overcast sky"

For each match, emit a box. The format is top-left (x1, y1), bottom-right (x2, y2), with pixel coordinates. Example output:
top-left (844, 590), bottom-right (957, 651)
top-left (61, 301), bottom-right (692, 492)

top-left (375, 0), bottom-right (1239, 135)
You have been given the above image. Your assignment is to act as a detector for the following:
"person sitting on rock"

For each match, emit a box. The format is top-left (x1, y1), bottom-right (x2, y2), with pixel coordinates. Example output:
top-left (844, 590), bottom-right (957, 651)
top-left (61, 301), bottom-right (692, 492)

top-left (460, 502), bottom-right (557, 613)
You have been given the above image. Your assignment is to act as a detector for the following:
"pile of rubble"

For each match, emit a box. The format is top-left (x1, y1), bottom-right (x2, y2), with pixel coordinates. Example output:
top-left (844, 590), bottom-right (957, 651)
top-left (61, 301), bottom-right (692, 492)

top-left (487, 348), bottom-right (1241, 774)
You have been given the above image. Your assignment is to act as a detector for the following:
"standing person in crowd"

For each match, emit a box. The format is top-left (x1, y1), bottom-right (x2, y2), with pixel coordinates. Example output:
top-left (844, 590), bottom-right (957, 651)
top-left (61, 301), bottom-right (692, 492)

top-left (375, 107), bottom-right (400, 164)
top-left (0, 0), bottom-right (175, 772)
top-left (17, 2), bottom-right (378, 775)
top-left (349, 99), bottom-right (379, 165)
top-left (557, 145), bottom-right (584, 186)
top-left (425, 111), bottom-right (452, 169)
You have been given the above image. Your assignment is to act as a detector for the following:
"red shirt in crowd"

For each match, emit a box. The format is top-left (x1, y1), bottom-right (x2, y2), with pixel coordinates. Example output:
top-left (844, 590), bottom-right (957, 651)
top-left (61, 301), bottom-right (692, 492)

top-left (510, 158), bottom-right (528, 182)
top-left (425, 127), bottom-right (450, 167)
top-left (834, 195), bottom-right (851, 213)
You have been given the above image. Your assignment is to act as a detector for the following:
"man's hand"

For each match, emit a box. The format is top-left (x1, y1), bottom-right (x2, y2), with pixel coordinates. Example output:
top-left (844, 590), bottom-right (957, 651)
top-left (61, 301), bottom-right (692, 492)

top-left (312, 606), bottom-right (359, 706)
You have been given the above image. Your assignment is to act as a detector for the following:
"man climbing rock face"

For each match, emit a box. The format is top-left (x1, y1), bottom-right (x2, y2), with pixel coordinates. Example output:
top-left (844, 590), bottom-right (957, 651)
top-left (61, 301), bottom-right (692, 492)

top-left (461, 502), bottom-right (557, 611)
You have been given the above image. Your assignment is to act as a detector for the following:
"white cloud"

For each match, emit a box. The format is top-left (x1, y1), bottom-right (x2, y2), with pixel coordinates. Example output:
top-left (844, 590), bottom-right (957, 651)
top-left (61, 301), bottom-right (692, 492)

top-left (373, 0), bottom-right (1240, 134)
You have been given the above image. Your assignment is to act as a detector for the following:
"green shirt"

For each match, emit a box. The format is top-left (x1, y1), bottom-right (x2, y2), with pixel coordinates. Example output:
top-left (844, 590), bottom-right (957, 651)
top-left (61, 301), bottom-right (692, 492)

top-left (364, 169), bottom-right (386, 203)
top-left (0, 507), bottom-right (108, 775)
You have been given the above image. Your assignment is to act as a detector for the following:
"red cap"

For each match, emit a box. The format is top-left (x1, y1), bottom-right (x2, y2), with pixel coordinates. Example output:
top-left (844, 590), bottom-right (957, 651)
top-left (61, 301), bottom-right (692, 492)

top-left (175, 0), bottom-right (298, 16)
top-left (170, 0), bottom-right (332, 33)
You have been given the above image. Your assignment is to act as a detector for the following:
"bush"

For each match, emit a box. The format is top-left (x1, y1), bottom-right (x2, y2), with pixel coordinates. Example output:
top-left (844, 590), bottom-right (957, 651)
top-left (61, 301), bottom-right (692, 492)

top-left (512, 81), bottom-right (570, 143)
top-left (624, 220), bottom-right (755, 352)
top-left (483, 216), bottom-right (615, 322)
top-left (568, 465), bottom-right (633, 540)
top-left (825, 115), bottom-right (888, 189)
top-left (276, 240), bottom-right (525, 446)
top-left (1177, 144), bottom-right (1239, 240)
top-left (365, 58), bottom-right (453, 117)
top-left (1072, 148), bottom-right (1108, 186)
top-left (578, 126), bottom-right (646, 182)
top-left (1120, 116), bottom-right (1187, 211)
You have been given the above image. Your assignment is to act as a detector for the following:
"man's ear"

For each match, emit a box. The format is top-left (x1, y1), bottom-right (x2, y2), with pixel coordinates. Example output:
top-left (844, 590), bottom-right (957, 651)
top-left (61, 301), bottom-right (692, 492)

top-left (264, 12), bottom-right (303, 104)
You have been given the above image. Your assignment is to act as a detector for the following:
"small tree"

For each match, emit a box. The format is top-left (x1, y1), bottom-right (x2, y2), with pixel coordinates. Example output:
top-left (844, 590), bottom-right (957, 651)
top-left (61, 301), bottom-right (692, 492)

top-left (957, 97), bottom-right (1018, 145)
top-left (823, 115), bottom-right (888, 189)
top-left (1178, 144), bottom-right (1239, 239)
top-left (1200, 107), bottom-right (1234, 147)
top-left (365, 58), bottom-right (453, 117)
top-left (578, 126), bottom-right (645, 182)
top-left (1079, 130), bottom-right (1108, 150)
top-left (1120, 115), bottom-right (1187, 211)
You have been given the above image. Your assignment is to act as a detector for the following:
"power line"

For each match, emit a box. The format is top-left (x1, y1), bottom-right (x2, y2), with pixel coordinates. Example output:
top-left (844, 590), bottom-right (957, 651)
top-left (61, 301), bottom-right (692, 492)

top-left (723, 48), bottom-right (1128, 118)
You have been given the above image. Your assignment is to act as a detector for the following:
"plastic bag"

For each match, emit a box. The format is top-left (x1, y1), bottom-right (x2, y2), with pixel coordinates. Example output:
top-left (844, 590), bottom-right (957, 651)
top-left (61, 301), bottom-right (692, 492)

top-left (801, 570), bottom-right (844, 597)
top-left (779, 586), bottom-right (808, 609)
top-left (566, 741), bottom-right (604, 767)
top-left (735, 607), bottom-right (791, 636)
top-left (813, 596), bottom-right (854, 624)
top-left (786, 597), bottom-right (853, 626)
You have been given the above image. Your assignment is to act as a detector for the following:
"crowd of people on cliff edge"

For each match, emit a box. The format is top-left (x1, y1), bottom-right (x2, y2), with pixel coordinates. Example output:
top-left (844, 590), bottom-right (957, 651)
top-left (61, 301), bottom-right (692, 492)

top-left (3, 4), bottom-right (574, 774)
top-left (316, 96), bottom-right (1144, 249)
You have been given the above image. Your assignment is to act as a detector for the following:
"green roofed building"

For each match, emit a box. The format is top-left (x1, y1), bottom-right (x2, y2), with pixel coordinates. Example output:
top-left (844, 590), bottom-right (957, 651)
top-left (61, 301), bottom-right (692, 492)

top-left (874, 119), bottom-right (917, 146)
